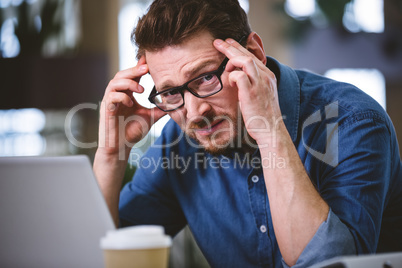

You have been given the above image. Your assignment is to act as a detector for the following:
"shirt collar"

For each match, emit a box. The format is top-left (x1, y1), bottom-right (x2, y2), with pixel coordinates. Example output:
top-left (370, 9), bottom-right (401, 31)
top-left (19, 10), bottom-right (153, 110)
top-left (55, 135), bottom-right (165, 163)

top-left (265, 56), bottom-right (300, 142)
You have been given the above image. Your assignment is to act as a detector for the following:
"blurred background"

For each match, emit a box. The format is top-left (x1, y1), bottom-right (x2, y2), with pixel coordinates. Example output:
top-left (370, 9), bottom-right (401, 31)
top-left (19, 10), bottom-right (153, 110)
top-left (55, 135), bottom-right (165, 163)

top-left (1, 0), bottom-right (401, 267)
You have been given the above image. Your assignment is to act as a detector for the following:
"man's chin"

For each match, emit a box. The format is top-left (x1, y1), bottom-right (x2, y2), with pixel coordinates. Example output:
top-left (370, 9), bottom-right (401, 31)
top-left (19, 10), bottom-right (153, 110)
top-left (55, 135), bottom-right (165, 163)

top-left (190, 132), bottom-right (254, 157)
top-left (202, 143), bottom-right (235, 157)
top-left (187, 132), bottom-right (233, 156)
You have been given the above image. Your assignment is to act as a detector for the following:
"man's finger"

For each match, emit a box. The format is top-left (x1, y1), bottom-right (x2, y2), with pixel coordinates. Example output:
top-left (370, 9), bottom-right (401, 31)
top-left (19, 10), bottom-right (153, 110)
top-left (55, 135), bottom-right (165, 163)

top-left (228, 70), bottom-right (252, 91)
top-left (224, 56), bottom-right (260, 85)
top-left (213, 39), bottom-right (243, 59)
top-left (149, 107), bottom-right (167, 123)
top-left (214, 38), bottom-right (266, 69)
top-left (107, 78), bottom-right (145, 94)
top-left (114, 56), bottom-right (148, 80)
top-left (108, 92), bottom-right (134, 108)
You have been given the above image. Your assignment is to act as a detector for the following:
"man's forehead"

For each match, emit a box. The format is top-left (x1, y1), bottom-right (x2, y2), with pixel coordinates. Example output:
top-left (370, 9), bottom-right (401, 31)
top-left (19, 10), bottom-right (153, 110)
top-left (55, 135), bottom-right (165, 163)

top-left (145, 44), bottom-right (222, 90)
top-left (151, 58), bottom-right (221, 91)
top-left (144, 31), bottom-right (217, 68)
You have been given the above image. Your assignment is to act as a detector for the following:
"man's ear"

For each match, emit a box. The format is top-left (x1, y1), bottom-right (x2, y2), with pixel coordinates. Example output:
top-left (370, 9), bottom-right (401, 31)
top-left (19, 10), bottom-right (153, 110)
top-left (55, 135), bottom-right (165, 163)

top-left (246, 32), bottom-right (267, 65)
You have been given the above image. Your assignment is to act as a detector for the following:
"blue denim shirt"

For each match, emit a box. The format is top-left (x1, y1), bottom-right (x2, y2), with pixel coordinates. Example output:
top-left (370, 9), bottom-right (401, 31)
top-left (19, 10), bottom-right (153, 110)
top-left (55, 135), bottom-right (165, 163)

top-left (119, 57), bottom-right (402, 267)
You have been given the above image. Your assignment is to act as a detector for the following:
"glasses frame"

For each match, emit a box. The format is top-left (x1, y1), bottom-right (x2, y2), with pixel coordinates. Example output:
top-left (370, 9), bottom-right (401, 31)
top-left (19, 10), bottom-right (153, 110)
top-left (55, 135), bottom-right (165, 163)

top-left (148, 36), bottom-right (246, 112)
top-left (148, 57), bottom-right (229, 112)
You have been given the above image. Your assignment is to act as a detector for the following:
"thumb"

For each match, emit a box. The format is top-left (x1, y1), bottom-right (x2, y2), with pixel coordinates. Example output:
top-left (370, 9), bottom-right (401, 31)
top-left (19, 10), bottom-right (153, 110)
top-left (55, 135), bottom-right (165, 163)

top-left (149, 107), bottom-right (167, 123)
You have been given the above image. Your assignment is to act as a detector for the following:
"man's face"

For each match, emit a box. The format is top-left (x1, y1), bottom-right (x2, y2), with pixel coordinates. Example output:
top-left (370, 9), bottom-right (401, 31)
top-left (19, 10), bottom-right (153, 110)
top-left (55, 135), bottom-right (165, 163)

top-left (146, 31), bottom-right (249, 155)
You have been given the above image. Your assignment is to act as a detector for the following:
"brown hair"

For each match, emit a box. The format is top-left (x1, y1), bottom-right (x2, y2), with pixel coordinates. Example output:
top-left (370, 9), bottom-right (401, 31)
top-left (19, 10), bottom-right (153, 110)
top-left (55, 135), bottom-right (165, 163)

top-left (132, 0), bottom-right (251, 59)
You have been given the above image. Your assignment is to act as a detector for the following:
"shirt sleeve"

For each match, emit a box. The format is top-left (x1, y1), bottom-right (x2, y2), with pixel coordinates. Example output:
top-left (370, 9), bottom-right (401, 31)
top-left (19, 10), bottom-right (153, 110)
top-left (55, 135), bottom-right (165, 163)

top-left (291, 109), bottom-right (394, 266)
top-left (317, 112), bottom-right (393, 254)
top-left (281, 209), bottom-right (356, 268)
top-left (119, 120), bottom-right (187, 237)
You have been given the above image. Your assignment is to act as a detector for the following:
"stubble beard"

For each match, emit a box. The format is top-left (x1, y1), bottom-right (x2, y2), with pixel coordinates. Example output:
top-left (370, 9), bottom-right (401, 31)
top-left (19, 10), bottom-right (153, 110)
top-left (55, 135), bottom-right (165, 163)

top-left (184, 108), bottom-right (256, 157)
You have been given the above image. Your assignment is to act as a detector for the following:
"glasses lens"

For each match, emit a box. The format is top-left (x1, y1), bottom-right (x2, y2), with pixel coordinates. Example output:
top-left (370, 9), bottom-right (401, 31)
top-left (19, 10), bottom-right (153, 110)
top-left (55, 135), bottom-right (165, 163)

top-left (153, 88), bottom-right (183, 111)
top-left (150, 65), bottom-right (224, 112)
top-left (188, 73), bottom-right (222, 96)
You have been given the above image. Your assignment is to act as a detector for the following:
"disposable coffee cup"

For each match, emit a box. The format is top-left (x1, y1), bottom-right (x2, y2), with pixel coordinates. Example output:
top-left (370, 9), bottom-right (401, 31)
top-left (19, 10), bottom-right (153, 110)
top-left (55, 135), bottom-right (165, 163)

top-left (100, 225), bottom-right (172, 268)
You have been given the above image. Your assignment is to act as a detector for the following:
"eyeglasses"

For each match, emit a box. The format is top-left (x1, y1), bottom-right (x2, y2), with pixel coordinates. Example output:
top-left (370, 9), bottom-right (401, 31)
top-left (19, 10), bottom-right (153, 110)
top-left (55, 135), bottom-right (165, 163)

top-left (148, 36), bottom-right (246, 112)
top-left (148, 57), bottom-right (229, 112)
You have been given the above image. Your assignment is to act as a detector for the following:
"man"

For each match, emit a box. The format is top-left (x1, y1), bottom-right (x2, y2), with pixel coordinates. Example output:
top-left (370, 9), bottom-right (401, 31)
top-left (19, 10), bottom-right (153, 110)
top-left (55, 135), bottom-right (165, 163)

top-left (93, 0), bottom-right (402, 267)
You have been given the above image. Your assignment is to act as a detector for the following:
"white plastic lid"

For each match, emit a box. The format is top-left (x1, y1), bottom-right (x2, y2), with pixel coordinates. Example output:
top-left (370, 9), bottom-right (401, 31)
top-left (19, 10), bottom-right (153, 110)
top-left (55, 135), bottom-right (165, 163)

top-left (100, 225), bottom-right (172, 250)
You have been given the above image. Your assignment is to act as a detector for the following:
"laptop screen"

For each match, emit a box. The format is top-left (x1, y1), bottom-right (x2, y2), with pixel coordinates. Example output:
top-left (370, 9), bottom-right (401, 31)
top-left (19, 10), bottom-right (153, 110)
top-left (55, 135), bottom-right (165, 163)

top-left (0, 155), bottom-right (115, 268)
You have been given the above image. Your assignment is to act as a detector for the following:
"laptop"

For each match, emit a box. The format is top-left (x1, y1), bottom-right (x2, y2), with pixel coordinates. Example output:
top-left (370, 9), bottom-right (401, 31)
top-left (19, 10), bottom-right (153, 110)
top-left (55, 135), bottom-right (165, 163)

top-left (310, 252), bottom-right (402, 268)
top-left (0, 155), bottom-right (116, 268)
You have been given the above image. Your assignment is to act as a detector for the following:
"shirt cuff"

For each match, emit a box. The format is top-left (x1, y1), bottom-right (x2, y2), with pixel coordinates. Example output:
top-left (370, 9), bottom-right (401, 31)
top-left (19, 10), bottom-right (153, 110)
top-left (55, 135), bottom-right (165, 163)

top-left (281, 209), bottom-right (356, 268)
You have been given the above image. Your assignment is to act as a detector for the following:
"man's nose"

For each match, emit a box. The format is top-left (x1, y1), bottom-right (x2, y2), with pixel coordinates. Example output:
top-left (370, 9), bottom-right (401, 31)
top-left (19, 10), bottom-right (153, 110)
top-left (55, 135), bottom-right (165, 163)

top-left (183, 91), bottom-right (211, 120)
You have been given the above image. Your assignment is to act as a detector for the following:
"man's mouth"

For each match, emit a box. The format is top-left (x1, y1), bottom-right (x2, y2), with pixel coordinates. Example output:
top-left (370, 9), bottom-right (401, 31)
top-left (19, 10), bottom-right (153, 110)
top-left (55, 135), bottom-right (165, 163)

top-left (192, 119), bottom-right (225, 136)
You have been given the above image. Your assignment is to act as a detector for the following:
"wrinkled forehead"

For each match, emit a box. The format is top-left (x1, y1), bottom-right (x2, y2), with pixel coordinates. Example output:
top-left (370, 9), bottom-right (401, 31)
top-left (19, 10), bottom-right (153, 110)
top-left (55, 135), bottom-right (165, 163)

top-left (144, 32), bottom-right (223, 89)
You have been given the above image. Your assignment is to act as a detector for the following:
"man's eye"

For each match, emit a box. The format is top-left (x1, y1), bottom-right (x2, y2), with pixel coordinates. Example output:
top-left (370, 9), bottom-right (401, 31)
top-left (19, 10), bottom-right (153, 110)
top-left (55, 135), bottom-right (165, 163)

top-left (192, 74), bottom-right (218, 87)
top-left (165, 89), bottom-right (180, 96)
top-left (203, 74), bottom-right (214, 82)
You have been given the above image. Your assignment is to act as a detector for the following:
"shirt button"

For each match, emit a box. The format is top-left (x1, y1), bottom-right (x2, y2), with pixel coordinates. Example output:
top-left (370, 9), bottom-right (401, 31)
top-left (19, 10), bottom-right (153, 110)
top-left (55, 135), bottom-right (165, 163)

top-left (251, 175), bottom-right (259, 183)
top-left (260, 225), bottom-right (267, 233)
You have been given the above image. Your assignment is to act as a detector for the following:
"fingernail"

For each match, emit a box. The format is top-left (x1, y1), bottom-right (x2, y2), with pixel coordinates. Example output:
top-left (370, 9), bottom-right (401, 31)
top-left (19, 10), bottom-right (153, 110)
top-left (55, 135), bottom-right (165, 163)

top-left (108, 103), bottom-right (116, 112)
top-left (139, 65), bottom-right (147, 72)
top-left (226, 38), bottom-right (235, 44)
top-left (215, 39), bottom-right (223, 45)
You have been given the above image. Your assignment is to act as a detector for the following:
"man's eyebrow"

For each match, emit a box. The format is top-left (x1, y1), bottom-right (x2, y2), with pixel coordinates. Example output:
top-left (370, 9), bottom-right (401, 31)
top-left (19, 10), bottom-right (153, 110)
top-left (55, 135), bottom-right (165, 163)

top-left (158, 59), bottom-right (219, 91)
top-left (158, 80), bottom-right (176, 92)
top-left (183, 59), bottom-right (218, 79)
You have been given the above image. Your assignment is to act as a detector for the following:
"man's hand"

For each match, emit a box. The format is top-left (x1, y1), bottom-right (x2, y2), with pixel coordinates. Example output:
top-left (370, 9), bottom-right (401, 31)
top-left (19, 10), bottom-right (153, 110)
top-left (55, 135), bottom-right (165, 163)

top-left (98, 56), bottom-right (166, 159)
top-left (213, 35), bottom-right (282, 147)
top-left (214, 34), bottom-right (330, 266)
top-left (94, 56), bottom-right (166, 226)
